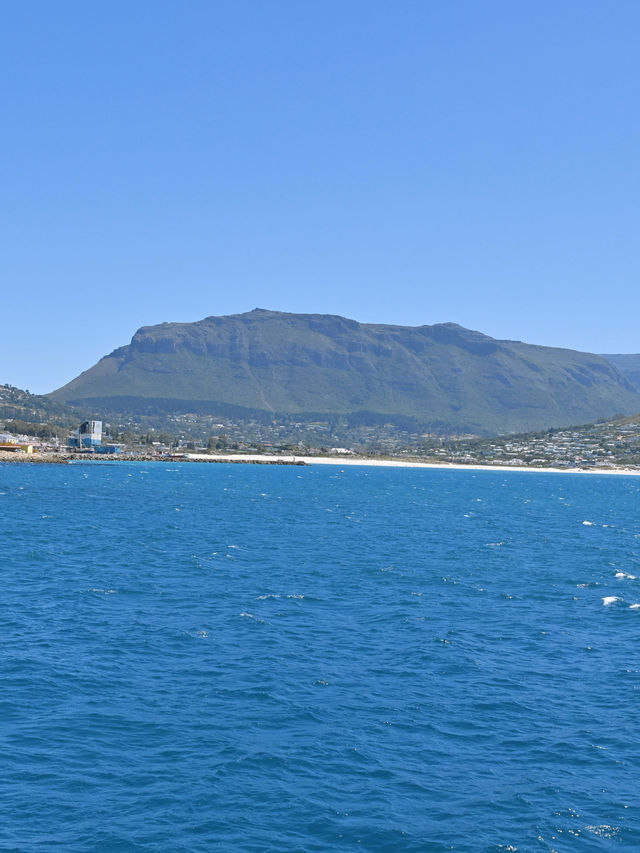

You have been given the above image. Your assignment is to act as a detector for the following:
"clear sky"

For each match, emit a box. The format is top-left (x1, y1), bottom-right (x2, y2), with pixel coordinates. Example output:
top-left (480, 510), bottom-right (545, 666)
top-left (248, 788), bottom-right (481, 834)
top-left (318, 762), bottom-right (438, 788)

top-left (2, 1), bottom-right (640, 393)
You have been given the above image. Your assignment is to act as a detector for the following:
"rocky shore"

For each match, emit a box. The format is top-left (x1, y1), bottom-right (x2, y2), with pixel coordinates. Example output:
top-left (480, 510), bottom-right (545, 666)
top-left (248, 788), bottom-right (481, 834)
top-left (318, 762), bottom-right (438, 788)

top-left (0, 451), bottom-right (306, 465)
top-left (0, 451), bottom-right (72, 464)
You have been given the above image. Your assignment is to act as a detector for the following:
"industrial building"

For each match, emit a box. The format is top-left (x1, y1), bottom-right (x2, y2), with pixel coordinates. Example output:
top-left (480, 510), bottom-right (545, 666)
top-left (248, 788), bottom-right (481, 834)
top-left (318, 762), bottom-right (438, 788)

top-left (68, 420), bottom-right (102, 449)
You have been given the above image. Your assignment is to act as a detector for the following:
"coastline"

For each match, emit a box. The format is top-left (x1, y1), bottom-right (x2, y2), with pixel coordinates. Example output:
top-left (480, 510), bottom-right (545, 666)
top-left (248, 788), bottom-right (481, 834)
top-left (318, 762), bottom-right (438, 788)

top-left (2, 449), bottom-right (640, 475)
top-left (184, 452), bottom-right (640, 476)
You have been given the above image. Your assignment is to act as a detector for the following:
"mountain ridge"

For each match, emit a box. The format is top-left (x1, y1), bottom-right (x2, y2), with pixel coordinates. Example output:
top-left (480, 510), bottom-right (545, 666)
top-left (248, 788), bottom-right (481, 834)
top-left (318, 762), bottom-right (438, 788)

top-left (49, 309), bottom-right (640, 435)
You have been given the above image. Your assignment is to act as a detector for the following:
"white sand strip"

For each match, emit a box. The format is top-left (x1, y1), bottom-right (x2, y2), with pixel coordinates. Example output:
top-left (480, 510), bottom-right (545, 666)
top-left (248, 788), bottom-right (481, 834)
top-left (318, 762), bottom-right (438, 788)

top-left (184, 453), bottom-right (640, 475)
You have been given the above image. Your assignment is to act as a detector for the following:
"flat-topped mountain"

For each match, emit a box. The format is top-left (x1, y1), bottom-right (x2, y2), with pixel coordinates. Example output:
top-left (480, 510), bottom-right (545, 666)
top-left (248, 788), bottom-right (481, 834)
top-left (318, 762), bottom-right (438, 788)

top-left (49, 309), bottom-right (640, 434)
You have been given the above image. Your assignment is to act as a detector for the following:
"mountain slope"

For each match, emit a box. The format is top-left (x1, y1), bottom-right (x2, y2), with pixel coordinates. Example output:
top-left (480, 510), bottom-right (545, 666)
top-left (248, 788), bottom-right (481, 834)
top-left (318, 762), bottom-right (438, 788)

top-left (601, 354), bottom-right (640, 392)
top-left (49, 309), bottom-right (640, 434)
top-left (0, 383), bottom-right (79, 425)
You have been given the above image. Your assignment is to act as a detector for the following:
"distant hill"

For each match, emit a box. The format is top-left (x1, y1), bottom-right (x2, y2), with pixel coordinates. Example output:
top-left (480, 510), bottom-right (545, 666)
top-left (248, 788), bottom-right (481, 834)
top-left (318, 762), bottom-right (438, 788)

top-left (601, 354), bottom-right (640, 392)
top-left (0, 383), bottom-right (78, 425)
top-left (0, 383), bottom-right (82, 442)
top-left (49, 309), bottom-right (640, 435)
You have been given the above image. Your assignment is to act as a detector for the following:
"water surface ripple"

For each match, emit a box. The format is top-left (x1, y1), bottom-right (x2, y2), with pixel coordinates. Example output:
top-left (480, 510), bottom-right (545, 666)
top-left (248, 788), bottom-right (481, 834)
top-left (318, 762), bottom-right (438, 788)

top-left (1, 462), bottom-right (639, 851)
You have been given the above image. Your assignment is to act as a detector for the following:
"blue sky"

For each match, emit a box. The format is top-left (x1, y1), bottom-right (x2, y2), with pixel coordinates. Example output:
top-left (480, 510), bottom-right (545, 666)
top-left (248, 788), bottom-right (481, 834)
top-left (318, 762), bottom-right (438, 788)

top-left (2, 1), bottom-right (640, 393)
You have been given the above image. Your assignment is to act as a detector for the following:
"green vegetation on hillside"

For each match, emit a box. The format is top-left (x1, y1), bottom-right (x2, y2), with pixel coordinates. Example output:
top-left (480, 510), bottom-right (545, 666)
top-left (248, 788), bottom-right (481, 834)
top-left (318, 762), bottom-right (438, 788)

top-left (4, 379), bottom-right (640, 467)
top-left (49, 309), bottom-right (640, 435)
top-left (601, 354), bottom-right (640, 392)
top-left (0, 384), bottom-right (80, 426)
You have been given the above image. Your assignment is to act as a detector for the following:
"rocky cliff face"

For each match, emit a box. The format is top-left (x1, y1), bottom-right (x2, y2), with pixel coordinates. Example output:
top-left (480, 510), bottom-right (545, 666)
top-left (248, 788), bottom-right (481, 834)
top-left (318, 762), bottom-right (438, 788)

top-left (49, 309), bottom-right (640, 434)
top-left (601, 354), bottom-right (640, 393)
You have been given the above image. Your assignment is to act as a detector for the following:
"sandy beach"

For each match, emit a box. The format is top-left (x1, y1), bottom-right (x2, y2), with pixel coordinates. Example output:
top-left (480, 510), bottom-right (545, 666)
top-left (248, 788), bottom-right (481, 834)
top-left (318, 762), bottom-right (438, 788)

top-left (184, 453), bottom-right (640, 476)
top-left (2, 449), bottom-right (639, 475)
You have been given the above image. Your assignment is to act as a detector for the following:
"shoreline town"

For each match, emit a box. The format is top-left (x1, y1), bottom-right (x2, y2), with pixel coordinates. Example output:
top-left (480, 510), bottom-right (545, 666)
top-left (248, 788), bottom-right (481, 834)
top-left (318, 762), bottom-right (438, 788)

top-left (2, 416), bottom-right (640, 474)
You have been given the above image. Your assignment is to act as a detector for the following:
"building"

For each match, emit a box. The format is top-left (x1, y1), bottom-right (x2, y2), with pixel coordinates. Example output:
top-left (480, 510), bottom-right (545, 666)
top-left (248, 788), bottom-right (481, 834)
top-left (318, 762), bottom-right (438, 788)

top-left (69, 420), bottom-right (102, 449)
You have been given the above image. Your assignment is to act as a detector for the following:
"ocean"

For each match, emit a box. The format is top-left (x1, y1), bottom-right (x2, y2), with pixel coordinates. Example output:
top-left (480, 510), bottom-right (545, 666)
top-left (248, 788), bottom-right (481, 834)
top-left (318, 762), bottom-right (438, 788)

top-left (1, 461), bottom-right (639, 852)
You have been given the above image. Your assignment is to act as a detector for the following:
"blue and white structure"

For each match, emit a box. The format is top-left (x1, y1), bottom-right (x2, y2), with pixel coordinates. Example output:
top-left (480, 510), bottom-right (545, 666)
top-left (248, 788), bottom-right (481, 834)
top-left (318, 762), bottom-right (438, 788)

top-left (69, 420), bottom-right (102, 449)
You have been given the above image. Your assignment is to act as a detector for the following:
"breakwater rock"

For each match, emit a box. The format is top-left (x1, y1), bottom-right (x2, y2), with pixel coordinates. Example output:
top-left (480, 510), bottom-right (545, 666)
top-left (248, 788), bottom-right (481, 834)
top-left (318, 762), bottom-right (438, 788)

top-left (0, 451), bottom-right (306, 466)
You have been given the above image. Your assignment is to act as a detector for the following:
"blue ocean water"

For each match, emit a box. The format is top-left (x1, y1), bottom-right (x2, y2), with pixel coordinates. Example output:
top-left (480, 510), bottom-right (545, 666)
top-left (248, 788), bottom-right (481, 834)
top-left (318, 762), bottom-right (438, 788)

top-left (1, 461), bottom-right (640, 852)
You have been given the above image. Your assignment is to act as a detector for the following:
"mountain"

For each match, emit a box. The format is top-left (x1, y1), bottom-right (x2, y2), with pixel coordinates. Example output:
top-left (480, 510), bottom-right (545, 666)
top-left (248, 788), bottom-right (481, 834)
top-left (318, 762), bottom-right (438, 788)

top-left (601, 354), bottom-right (640, 392)
top-left (49, 309), bottom-right (640, 435)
